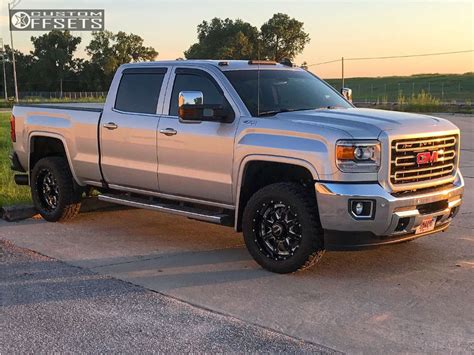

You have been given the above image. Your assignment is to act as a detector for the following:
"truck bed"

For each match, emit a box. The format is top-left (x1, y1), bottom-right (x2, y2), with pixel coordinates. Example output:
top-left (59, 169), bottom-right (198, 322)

top-left (15, 102), bottom-right (104, 112)
top-left (12, 102), bottom-right (105, 185)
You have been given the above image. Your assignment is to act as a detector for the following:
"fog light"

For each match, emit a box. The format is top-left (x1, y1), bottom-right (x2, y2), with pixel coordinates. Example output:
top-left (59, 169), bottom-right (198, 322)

top-left (395, 217), bottom-right (410, 232)
top-left (350, 200), bottom-right (374, 219)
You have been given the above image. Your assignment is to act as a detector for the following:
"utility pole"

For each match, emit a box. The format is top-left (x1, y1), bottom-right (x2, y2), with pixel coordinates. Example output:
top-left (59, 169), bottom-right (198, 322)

top-left (2, 56), bottom-right (6, 101)
top-left (341, 57), bottom-right (345, 89)
top-left (8, 1), bottom-right (20, 102)
top-left (0, 38), bottom-right (7, 101)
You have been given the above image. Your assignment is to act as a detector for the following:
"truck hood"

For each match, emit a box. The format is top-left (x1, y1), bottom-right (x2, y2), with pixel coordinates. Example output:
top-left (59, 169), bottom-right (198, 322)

top-left (276, 108), bottom-right (451, 138)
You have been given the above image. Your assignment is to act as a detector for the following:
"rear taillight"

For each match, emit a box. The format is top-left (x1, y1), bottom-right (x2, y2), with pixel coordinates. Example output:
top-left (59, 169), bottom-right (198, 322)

top-left (10, 114), bottom-right (16, 142)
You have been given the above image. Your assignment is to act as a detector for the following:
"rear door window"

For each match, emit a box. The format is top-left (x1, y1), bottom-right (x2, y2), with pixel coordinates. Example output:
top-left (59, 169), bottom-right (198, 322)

top-left (115, 68), bottom-right (167, 114)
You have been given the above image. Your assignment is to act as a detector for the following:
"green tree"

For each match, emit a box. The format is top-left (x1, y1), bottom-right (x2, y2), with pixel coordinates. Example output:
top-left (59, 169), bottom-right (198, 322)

top-left (184, 18), bottom-right (259, 59)
top-left (260, 13), bottom-right (310, 62)
top-left (30, 30), bottom-right (81, 92)
top-left (113, 31), bottom-right (158, 63)
top-left (75, 59), bottom-right (106, 92)
top-left (87, 31), bottom-right (158, 75)
top-left (2, 45), bottom-right (36, 95)
top-left (85, 31), bottom-right (117, 76)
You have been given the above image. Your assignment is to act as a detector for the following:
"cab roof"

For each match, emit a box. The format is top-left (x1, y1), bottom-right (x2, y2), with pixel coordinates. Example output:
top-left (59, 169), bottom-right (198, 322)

top-left (120, 59), bottom-right (300, 71)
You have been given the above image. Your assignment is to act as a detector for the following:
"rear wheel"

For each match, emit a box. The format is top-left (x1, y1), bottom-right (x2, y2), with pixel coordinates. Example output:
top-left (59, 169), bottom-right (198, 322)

top-left (242, 182), bottom-right (325, 273)
top-left (31, 157), bottom-right (82, 222)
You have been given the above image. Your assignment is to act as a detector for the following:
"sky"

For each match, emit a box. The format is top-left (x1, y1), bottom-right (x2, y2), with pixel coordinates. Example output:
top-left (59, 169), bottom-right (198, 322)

top-left (0, 0), bottom-right (472, 78)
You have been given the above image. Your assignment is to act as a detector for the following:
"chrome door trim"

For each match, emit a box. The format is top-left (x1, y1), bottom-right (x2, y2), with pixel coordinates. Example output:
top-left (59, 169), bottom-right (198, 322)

top-left (107, 184), bottom-right (235, 210)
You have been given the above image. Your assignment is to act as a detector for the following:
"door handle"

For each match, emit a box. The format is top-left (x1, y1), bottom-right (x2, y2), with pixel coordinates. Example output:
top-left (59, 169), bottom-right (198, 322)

top-left (103, 122), bottom-right (118, 130)
top-left (159, 128), bottom-right (177, 136)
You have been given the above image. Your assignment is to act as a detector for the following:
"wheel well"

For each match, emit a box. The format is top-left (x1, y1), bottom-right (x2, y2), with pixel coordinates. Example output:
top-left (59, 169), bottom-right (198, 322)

top-left (236, 161), bottom-right (315, 231)
top-left (29, 136), bottom-right (67, 171)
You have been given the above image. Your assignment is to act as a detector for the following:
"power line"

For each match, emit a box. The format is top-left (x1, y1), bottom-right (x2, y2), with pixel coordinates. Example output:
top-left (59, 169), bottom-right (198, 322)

top-left (306, 49), bottom-right (473, 67)
top-left (307, 58), bottom-right (340, 67)
top-left (347, 49), bottom-right (473, 61)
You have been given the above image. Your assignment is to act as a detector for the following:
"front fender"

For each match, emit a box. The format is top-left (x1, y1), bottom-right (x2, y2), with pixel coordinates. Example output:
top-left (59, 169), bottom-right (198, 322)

top-left (233, 154), bottom-right (320, 230)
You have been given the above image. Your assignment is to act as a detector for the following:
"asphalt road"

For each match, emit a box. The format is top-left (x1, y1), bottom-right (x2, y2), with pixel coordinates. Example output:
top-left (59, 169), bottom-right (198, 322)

top-left (1, 114), bottom-right (473, 353)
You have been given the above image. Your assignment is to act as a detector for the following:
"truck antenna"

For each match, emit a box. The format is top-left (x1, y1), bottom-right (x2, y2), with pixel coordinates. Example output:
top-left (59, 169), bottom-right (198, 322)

top-left (257, 40), bottom-right (261, 117)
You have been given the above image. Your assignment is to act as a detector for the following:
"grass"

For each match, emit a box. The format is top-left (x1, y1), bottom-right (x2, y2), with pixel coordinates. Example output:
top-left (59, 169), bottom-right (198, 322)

top-left (355, 90), bottom-right (472, 113)
top-left (325, 72), bottom-right (474, 103)
top-left (397, 91), bottom-right (441, 112)
top-left (0, 112), bottom-right (31, 207)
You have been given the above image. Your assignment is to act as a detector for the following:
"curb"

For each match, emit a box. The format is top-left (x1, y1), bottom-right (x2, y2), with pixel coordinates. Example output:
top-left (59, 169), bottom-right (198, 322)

top-left (0, 205), bottom-right (38, 222)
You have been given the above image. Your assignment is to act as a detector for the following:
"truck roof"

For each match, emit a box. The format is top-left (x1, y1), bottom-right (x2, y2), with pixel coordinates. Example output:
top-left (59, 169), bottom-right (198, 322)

top-left (120, 60), bottom-right (299, 71)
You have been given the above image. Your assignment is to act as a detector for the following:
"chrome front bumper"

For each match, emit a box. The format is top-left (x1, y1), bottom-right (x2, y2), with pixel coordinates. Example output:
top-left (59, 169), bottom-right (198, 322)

top-left (315, 172), bottom-right (464, 248)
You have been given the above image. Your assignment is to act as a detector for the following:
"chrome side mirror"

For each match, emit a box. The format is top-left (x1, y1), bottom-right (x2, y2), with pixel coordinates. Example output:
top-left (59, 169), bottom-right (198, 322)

top-left (178, 91), bottom-right (204, 123)
top-left (341, 87), bottom-right (352, 102)
top-left (178, 90), bottom-right (231, 123)
top-left (178, 91), bottom-right (203, 107)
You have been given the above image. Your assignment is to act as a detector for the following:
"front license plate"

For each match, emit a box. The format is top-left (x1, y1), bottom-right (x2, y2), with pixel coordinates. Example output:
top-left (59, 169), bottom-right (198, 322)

top-left (415, 217), bottom-right (436, 234)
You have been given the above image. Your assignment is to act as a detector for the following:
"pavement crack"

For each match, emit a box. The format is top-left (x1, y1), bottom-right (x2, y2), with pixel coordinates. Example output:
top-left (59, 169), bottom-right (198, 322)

top-left (90, 245), bottom-right (246, 270)
top-left (134, 283), bottom-right (342, 354)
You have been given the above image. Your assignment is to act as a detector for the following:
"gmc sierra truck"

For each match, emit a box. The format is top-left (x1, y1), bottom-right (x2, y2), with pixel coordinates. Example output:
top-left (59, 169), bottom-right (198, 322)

top-left (9, 60), bottom-right (464, 273)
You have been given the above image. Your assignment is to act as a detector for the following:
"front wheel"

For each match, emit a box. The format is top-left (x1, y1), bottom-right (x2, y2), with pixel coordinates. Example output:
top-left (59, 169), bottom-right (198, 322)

top-left (31, 157), bottom-right (82, 222)
top-left (242, 182), bottom-right (325, 273)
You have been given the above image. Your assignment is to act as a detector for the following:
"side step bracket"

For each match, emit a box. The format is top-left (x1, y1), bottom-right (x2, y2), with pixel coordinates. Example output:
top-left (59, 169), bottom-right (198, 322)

top-left (98, 194), bottom-right (232, 225)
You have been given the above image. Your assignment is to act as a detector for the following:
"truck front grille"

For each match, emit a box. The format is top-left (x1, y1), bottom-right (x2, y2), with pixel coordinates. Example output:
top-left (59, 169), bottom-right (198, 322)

top-left (390, 135), bottom-right (458, 185)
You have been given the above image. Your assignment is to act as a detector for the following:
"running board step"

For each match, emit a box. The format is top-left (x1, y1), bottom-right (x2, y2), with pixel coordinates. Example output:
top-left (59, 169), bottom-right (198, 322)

top-left (98, 194), bottom-right (232, 225)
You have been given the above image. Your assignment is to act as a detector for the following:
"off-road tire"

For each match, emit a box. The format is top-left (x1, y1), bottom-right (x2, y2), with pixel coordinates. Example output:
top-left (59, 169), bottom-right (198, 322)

top-left (242, 182), bottom-right (325, 273)
top-left (31, 157), bottom-right (82, 222)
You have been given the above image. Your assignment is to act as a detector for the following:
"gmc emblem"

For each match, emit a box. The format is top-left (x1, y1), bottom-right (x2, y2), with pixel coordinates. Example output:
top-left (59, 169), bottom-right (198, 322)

top-left (417, 151), bottom-right (439, 165)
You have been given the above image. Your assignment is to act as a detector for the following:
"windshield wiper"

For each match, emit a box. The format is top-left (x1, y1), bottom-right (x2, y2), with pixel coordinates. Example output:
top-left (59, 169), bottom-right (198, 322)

top-left (258, 108), bottom-right (315, 117)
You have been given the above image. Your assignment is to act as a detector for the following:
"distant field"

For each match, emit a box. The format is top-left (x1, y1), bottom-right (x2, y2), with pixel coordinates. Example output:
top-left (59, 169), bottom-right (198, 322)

top-left (0, 112), bottom-right (31, 206)
top-left (325, 73), bottom-right (474, 102)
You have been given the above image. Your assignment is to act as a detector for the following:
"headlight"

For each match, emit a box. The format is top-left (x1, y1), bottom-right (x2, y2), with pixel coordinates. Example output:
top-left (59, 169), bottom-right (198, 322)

top-left (336, 140), bottom-right (381, 172)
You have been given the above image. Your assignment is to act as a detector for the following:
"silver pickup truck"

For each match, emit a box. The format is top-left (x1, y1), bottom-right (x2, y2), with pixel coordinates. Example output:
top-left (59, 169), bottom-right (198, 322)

top-left (9, 60), bottom-right (464, 273)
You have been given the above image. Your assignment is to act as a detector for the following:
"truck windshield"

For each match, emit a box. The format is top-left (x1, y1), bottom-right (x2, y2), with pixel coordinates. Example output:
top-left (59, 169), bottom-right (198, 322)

top-left (223, 69), bottom-right (351, 117)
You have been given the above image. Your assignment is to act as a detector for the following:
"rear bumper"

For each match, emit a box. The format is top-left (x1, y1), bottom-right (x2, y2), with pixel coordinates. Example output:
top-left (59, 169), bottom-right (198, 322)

top-left (9, 151), bottom-right (26, 172)
top-left (316, 172), bottom-right (464, 249)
